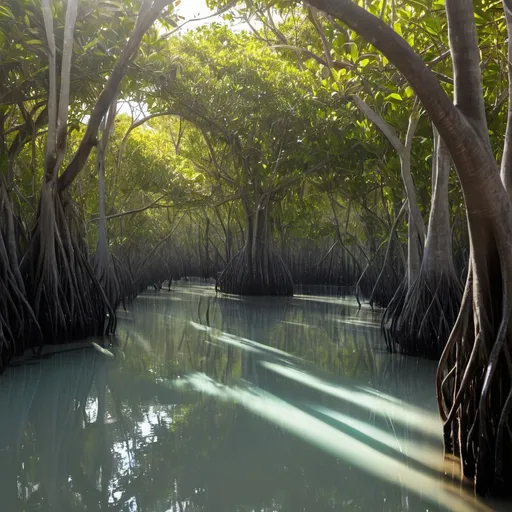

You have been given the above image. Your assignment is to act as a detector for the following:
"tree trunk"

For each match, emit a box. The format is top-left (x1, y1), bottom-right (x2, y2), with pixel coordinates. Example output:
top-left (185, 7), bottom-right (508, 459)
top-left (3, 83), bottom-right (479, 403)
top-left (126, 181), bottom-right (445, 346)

top-left (19, 0), bottom-right (171, 346)
top-left (306, 0), bottom-right (512, 495)
top-left (401, 113), bottom-right (425, 287)
top-left (217, 199), bottom-right (293, 295)
top-left (384, 128), bottom-right (462, 358)
top-left (352, 97), bottom-right (425, 286)
top-left (501, 0), bottom-right (512, 195)
top-left (91, 103), bottom-right (122, 311)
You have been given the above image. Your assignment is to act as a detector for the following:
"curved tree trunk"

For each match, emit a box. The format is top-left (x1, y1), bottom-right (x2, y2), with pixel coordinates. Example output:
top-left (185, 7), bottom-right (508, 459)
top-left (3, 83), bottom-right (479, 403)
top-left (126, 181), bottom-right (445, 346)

top-left (401, 113), bottom-right (425, 287)
top-left (384, 128), bottom-right (462, 358)
top-left (307, 0), bottom-right (512, 495)
top-left (352, 97), bottom-right (424, 321)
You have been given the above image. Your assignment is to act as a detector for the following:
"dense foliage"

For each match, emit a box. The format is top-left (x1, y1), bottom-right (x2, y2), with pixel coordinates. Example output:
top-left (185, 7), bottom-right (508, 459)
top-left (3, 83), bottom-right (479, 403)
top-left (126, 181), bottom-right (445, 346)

top-left (2, 0), bottom-right (512, 499)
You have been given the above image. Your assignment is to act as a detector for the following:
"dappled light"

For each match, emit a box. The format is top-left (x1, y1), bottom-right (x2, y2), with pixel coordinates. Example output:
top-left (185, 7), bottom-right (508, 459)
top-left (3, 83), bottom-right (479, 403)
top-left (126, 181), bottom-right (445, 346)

top-left (312, 405), bottom-right (444, 471)
top-left (2, 0), bottom-right (512, 505)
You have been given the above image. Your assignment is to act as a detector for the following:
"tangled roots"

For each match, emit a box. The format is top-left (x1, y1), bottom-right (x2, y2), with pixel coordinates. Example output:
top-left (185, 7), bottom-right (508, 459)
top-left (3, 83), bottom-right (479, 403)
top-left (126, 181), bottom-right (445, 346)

top-left (22, 187), bottom-right (114, 344)
top-left (437, 263), bottom-right (512, 496)
top-left (217, 245), bottom-right (293, 296)
top-left (0, 236), bottom-right (38, 370)
top-left (381, 277), bottom-right (408, 352)
top-left (0, 185), bottom-right (39, 369)
top-left (383, 269), bottom-right (462, 359)
top-left (91, 250), bottom-right (123, 313)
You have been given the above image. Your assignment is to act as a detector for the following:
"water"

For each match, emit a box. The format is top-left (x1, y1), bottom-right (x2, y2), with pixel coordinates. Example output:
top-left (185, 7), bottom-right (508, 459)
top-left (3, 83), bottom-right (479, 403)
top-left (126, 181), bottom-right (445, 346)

top-left (0, 282), bottom-right (500, 511)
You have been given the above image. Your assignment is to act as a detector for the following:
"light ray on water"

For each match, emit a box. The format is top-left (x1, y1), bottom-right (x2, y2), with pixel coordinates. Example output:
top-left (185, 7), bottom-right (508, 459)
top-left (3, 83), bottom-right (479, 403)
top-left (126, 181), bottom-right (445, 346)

top-left (189, 321), bottom-right (301, 360)
top-left (173, 373), bottom-right (490, 512)
top-left (312, 405), bottom-right (443, 472)
top-left (261, 362), bottom-right (441, 438)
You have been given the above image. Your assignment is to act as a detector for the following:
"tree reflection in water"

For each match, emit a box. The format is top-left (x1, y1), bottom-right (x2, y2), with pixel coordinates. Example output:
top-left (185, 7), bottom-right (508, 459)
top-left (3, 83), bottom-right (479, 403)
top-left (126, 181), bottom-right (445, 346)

top-left (0, 282), bottom-right (502, 511)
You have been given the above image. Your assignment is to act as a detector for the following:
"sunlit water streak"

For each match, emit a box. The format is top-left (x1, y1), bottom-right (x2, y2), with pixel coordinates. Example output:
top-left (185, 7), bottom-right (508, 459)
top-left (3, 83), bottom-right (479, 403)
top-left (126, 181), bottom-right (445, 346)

top-left (173, 373), bottom-right (489, 512)
top-left (312, 405), bottom-right (443, 471)
top-left (261, 361), bottom-right (441, 438)
top-left (0, 283), bottom-right (506, 511)
top-left (190, 320), bottom-right (302, 360)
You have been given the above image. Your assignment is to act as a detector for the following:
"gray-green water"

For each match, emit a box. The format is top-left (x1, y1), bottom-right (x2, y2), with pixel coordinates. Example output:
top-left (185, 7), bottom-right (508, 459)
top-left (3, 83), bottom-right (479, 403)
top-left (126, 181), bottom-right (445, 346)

top-left (0, 282), bottom-right (501, 511)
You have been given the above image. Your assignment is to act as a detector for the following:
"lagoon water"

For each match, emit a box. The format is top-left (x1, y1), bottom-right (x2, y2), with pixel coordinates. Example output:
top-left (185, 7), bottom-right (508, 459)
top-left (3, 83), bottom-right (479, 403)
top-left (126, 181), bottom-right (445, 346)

top-left (0, 282), bottom-right (501, 511)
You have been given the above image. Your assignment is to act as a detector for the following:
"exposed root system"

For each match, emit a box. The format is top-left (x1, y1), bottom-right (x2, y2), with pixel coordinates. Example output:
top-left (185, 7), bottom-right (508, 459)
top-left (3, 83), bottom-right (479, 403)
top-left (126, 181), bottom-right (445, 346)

top-left (0, 183), bottom-right (39, 371)
top-left (383, 269), bottom-right (462, 359)
top-left (22, 186), bottom-right (114, 344)
top-left (437, 257), bottom-right (512, 496)
top-left (217, 244), bottom-right (293, 296)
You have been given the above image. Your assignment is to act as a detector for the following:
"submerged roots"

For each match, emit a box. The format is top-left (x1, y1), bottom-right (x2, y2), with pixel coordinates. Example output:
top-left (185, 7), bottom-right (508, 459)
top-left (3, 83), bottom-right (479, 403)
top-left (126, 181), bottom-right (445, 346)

top-left (22, 187), bottom-right (115, 344)
top-left (217, 244), bottom-right (293, 296)
top-left (437, 258), bottom-right (512, 496)
top-left (0, 184), bottom-right (39, 371)
top-left (383, 269), bottom-right (462, 359)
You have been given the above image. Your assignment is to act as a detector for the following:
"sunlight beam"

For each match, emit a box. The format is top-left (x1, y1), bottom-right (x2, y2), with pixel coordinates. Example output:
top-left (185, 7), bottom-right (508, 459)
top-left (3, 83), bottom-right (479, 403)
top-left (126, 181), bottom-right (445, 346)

top-left (261, 362), bottom-right (441, 438)
top-left (173, 373), bottom-right (489, 512)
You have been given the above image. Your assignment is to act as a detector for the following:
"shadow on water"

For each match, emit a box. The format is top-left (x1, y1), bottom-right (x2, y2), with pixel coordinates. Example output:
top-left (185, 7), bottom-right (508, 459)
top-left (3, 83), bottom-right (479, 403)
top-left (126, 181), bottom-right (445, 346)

top-left (0, 281), bottom-right (507, 511)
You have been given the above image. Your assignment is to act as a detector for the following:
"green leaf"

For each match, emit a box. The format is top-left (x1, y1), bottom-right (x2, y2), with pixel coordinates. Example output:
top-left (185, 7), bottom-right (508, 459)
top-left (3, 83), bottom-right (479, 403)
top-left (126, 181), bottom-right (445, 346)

top-left (350, 44), bottom-right (358, 63)
top-left (385, 93), bottom-right (403, 103)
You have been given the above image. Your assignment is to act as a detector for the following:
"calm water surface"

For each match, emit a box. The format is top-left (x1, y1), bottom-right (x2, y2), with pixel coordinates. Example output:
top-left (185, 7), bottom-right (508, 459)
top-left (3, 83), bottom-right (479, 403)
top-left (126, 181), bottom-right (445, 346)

top-left (0, 282), bottom-right (502, 511)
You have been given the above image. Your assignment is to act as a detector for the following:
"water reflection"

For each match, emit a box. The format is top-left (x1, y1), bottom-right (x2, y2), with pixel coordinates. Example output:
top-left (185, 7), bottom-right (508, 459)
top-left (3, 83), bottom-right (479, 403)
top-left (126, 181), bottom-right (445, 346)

top-left (0, 282), bottom-right (502, 511)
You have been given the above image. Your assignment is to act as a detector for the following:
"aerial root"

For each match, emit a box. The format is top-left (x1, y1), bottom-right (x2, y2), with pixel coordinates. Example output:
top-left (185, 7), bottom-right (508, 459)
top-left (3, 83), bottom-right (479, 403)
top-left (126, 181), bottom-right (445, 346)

top-left (91, 248), bottom-right (122, 312)
top-left (0, 184), bottom-right (40, 370)
top-left (436, 253), bottom-right (512, 495)
top-left (217, 244), bottom-right (293, 296)
top-left (22, 187), bottom-right (114, 344)
top-left (383, 268), bottom-right (462, 359)
top-left (381, 277), bottom-right (407, 352)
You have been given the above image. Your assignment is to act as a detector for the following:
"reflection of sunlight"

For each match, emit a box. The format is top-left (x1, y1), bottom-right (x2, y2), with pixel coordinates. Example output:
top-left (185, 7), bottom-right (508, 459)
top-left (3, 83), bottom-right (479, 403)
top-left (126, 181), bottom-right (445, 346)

top-left (312, 406), bottom-right (443, 472)
top-left (335, 318), bottom-right (380, 329)
top-left (190, 321), bottom-right (300, 360)
top-left (261, 362), bottom-right (441, 438)
top-left (174, 373), bottom-right (489, 512)
top-left (175, 286), bottom-right (217, 298)
top-left (281, 320), bottom-right (310, 328)
top-left (124, 331), bottom-right (153, 354)
top-left (136, 294), bottom-right (186, 301)
top-left (108, 405), bottom-right (175, 506)
top-left (293, 294), bottom-right (357, 306)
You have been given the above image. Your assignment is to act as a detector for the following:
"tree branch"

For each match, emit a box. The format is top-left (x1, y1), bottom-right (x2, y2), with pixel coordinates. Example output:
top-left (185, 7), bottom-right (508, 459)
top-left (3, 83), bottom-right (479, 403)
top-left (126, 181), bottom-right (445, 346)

top-left (58, 0), bottom-right (172, 192)
top-left (117, 111), bottom-right (179, 171)
top-left (309, 6), bottom-right (334, 69)
top-left (91, 194), bottom-right (167, 222)
top-left (305, 0), bottom-right (494, 206)
top-left (351, 95), bottom-right (403, 154)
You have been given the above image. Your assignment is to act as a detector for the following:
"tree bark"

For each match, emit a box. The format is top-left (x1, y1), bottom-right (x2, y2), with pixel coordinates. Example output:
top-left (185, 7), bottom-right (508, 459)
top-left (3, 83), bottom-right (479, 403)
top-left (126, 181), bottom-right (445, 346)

top-left (423, 127), bottom-right (455, 275)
